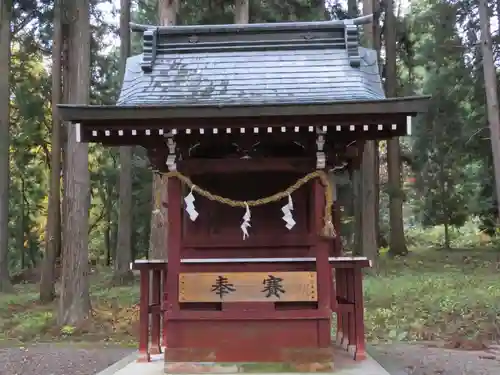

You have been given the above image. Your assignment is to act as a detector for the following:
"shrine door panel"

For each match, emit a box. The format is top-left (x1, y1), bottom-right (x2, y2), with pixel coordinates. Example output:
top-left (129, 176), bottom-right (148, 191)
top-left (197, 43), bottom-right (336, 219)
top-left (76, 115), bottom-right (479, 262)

top-left (184, 172), bottom-right (310, 242)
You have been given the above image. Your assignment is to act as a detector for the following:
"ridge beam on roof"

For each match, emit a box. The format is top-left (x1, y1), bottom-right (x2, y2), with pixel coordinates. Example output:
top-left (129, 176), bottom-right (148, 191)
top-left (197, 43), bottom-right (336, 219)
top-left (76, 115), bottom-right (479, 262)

top-left (130, 15), bottom-right (373, 35)
top-left (133, 16), bottom-right (372, 73)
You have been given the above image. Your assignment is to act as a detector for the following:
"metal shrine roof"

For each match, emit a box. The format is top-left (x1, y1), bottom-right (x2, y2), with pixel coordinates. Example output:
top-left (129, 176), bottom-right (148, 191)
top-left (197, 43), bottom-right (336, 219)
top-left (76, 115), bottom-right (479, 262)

top-left (57, 15), bottom-right (430, 140)
top-left (117, 15), bottom-right (384, 106)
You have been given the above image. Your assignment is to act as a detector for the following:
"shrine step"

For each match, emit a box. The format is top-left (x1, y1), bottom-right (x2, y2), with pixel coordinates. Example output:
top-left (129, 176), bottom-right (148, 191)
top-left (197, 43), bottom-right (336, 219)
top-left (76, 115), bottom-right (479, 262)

top-left (163, 347), bottom-right (388, 374)
top-left (164, 361), bottom-right (335, 373)
top-left (95, 351), bottom-right (391, 375)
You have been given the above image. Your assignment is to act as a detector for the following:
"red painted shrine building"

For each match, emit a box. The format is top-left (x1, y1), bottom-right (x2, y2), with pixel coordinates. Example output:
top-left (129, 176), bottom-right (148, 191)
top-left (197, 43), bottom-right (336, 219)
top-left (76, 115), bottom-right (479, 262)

top-left (59, 15), bottom-right (429, 369)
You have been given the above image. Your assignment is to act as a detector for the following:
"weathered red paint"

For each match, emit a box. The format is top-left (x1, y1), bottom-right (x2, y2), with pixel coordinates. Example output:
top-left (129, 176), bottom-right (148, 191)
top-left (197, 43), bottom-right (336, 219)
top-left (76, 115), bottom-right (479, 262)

top-left (132, 170), bottom-right (371, 363)
top-left (353, 267), bottom-right (367, 360)
top-left (183, 233), bottom-right (314, 248)
top-left (162, 267), bottom-right (168, 346)
top-left (167, 308), bottom-right (331, 320)
top-left (138, 268), bottom-right (150, 362)
top-left (150, 269), bottom-right (162, 354)
top-left (346, 269), bottom-right (356, 350)
top-left (164, 177), bottom-right (183, 349)
top-left (164, 320), bottom-right (330, 362)
top-left (313, 179), bottom-right (332, 347)
top-left (221, 301), bottom-right (275, 312)
top-left (179, 157), bottom-right (314, 174)
top-left (337, 268), bottom-right (348, 347)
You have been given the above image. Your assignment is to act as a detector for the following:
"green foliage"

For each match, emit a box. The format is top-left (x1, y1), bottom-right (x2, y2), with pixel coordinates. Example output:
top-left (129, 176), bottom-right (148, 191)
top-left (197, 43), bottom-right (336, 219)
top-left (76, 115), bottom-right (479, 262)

top-left (3, 251), bottom-right (500, 347)
top-left (411, 1), bottom-right (472, 226)
top-left (401, 0), bottom-right (500, 238)
top-left (365, 249), bottom-right (500, 344)
top-left (60, 325), bottom-right (76, 336)
top-left (5, 0), bottom-right (157, 268)
top-left (4, 0), bottom-right (500, 353)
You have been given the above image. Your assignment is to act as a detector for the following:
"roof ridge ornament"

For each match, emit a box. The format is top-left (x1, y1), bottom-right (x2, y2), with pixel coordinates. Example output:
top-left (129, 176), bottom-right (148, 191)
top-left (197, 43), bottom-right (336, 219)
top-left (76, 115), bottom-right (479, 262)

top-left (344, 19), bottom-right (361, 68)
top-left (140, 27), bottom-right (158, 73)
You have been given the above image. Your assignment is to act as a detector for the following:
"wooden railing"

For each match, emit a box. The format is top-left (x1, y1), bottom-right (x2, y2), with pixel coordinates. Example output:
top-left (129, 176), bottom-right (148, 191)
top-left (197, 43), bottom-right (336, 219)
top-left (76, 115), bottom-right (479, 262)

top-left (330, 257), bottom-right (370, 361)
top-left (130, 257), bottom-right (370, 362)
top-left (131, 260), bottom-right (167, 362)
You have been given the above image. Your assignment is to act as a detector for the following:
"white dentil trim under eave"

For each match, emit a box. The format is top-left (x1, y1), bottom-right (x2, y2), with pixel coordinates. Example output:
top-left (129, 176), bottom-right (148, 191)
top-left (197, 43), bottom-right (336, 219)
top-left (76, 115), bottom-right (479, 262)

top-left (75, 123), bottom-right (81, 143)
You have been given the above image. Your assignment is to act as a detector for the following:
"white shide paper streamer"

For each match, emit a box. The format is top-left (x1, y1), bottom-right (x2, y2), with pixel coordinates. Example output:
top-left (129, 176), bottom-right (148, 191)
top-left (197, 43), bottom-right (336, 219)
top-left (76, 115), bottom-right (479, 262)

top-left (240, 203), bottom-right (251, 240)
top-left (281, 194), bottom-right (296, 230)
top-left (184, 186), bottom-right (199, 221)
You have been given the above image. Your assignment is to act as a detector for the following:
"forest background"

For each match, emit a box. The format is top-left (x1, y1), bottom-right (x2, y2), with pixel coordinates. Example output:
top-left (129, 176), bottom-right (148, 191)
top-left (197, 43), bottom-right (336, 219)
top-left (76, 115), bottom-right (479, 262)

top-left (0, 0), bottom-right (499, 349)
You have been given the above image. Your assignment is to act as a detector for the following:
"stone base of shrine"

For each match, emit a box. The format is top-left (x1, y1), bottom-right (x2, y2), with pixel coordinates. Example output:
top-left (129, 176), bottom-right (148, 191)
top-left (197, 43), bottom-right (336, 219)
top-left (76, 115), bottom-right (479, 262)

top-left (96, 348), bottom-right (391, 375)
top-left (165, 347), bottom-right (335, 373)
top-left (165, 361), bottom-right (334, 373)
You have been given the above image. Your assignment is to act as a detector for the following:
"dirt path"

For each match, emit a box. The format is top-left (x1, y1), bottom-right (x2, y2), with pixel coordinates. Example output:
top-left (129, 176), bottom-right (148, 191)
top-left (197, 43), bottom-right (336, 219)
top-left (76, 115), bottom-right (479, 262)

top-left (369, 343), bottom-right (500, 375)
top-left (2, 342), bottom-right (500, 374)
top-left (0, 343), bottom-right (133, 375)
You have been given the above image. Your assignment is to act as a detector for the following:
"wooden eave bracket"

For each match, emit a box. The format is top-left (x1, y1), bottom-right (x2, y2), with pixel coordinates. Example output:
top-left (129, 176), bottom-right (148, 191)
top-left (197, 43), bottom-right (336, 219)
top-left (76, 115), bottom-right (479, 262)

top-left (344, 20), bottom-right (360, 68)
top-left (141, 28), bottom-right (158, 73)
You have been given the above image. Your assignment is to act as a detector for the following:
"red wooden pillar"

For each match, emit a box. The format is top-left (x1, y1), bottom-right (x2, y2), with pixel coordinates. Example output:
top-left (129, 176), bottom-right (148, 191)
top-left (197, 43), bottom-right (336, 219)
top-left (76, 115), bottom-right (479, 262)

top-left (346, 268), bottom-right (356, 351)
top-left (353, 267), bottom-right (366, 360)
top-left (150, 269), bottom-right (162, 354)
top-left (312, 178), bottom-right (332, 347)
top-left (335, 268), bottom-right (346, 346)
top-left (162, 267), bottom-right (168, 347)
top-left (340, 273), bottom-right (350, 349)
top-left (138, 268), bottom-right (151, 362)
top-left (164, 177), bottom-right (182, 348)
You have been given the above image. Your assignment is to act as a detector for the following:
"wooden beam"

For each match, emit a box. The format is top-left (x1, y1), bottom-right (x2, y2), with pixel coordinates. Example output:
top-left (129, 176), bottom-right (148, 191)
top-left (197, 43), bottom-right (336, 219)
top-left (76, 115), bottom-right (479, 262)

top-left (58, 96), bottom-right (430, 122)
top-left (183, 234), bottom-right (314, 248)
top-left (178, 157), bottom-right (313, 174)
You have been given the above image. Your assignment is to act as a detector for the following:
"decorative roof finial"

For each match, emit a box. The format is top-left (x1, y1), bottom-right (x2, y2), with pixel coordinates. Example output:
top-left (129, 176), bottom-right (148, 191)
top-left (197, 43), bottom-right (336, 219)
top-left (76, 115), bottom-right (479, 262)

top-left (140, 28), bottom-right (158, 73)
top-left (344, 19), bottom-right (361, 68)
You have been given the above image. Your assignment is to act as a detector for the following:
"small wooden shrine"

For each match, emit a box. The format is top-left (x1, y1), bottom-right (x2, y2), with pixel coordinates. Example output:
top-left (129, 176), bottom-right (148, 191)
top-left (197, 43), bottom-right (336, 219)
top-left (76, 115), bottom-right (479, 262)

top-left (59, 15), bottom-right (429, 369)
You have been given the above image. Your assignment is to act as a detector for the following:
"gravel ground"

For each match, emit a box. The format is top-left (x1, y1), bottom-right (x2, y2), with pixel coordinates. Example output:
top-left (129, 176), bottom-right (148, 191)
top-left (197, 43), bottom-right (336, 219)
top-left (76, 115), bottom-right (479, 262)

top-left (369, 342), bottom-right (500, 375)
top-left (0, 343), bottom-right (133, 375)
top-left (1, 342), bottom-right (500, 375)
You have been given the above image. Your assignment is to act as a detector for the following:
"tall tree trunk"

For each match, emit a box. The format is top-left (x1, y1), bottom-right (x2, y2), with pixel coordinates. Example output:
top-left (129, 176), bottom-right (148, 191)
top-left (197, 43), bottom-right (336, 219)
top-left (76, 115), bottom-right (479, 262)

top-left (58, 0), bottom-right (91, 326)
top-left (373, 0), bottom-right (381, 247)
top-left (311, 0), bottom-right (329, 20)
top-left (60, 6), bottom-right (70, 265)
top-left (479, 0), bottom-right (500, 223)
top-left (347, 0), bottom-right (357, 17)
top-left (234, 0), bottom-right (249, 24)
top-left (159, 0), bottom-right (178, 25)
top-left (438, 160), bottom-right (450, 249)
top-left (443, 221), bottom-right (450, 249)
top-left (113, 0), bottom-right (133, 284)
top-left (149, 0), bottom-right (178, 259)
top-left (19, 178), bottom-right (25, 270)
top-left (104, 197), bottom-right (111, 264)
top-left (385, 0), bottom-right (408, 256)
top-left (347, 0), bottom-right (363, 257)
top-left (0, 0), bottom-right (13, 293)
top-left (40, 0), bottom-right (63, 303)
top-left (361, 0), bottom-right (378, 265)
top-left (352, 169), bottom-right (363, 255)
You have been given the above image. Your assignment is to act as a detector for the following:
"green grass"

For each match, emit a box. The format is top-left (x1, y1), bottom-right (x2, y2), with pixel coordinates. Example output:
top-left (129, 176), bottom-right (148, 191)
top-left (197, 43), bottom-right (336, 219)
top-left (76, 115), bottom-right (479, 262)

top-left (0, 248), bottom-right (499, 347)
top-left (364, 248), bottom-right (500, 345)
